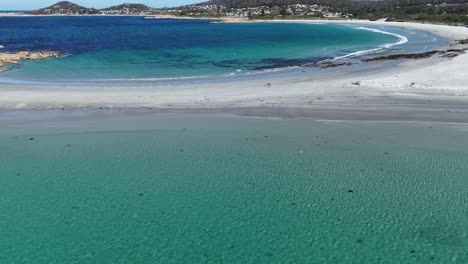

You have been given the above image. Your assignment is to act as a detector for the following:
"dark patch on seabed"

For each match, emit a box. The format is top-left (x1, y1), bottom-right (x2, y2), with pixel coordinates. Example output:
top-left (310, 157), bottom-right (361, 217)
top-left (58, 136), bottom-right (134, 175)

top-left (212, 57), bottom-right (330, 71)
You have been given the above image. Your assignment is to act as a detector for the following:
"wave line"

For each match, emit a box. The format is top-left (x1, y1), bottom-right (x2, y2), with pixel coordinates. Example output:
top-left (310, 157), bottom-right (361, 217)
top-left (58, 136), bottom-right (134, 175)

top-left (328, 26), bottom-right (409, 62)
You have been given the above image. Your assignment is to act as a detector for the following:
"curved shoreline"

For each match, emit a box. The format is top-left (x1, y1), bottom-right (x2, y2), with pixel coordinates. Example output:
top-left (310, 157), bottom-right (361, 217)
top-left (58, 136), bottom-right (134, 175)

top-left (0, 20), bottom-right (467, 123)
top-left (0, 21), bottom-right (442, 86)
top-left (326, 26), bottom-right (409, 62)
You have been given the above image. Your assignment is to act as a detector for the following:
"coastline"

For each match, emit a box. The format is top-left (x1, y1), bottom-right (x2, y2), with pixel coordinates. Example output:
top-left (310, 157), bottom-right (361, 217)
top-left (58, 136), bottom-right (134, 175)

top-left (0, 20), bottom-right (467, 123)
top-left (144, 14), bottom-right (249, 23)
top-left (3, 17), bottom-right (468, 264)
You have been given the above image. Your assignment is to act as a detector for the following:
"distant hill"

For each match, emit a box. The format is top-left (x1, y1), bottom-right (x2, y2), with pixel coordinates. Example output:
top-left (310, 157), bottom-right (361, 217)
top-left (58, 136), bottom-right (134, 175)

top-left (27, 1), bottom-right (100, 15)
top-left (196, 0), bottom-right (467, 24)
top-left (201, 0), bottom-right (466, 7)
top-left (27, 1), bottom-right (155, 15)
top-left (23, 0), bottom-right (468, 25)
top-left (100, 3), bottom-right (155, 14)
top-left (199, 0), bottom-right (354, 9)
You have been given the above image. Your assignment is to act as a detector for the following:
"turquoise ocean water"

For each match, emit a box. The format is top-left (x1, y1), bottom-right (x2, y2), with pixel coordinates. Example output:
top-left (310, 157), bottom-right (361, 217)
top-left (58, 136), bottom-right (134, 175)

top-left (1, 113), bottom-right (467, 263)
top-left (0, 17), bottom-right (444, 84)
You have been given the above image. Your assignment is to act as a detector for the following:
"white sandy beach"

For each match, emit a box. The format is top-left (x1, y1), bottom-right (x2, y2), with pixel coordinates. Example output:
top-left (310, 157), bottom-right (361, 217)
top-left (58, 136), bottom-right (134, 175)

top-left (0, 20), bottom-right (467, 122)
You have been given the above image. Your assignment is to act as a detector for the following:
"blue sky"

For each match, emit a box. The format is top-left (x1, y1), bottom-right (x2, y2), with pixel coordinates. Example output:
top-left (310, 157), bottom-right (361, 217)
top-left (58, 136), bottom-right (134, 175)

top-left (1, 0), bottom-right (202, 10)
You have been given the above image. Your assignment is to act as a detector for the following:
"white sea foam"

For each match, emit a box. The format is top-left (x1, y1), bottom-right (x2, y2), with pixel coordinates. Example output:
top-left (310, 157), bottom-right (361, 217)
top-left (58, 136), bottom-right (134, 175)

top-left (328, 26), bottom-right (409, 62)
top-left (356, 27), bottom-right (409, 48)
top-left (329, 47), bottom-right (382, 61)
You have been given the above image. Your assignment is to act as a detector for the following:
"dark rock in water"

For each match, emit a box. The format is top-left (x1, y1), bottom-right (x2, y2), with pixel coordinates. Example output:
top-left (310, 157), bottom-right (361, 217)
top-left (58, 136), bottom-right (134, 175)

top-left (363, 50), bottom-right (439, 62)
top-left (347, 189), bottom-right (353, 193)
top-left (384, 152), bottom-right (390, 155)
top-left (138, 192), bottom-right (144, 197)
top-left (320, 62), bottom-right (353, 69)
top-left (410, 249), bottom-right (416, 254)
top-left (29, 138), bottom-right (35, 141)
top-left (356, 239), bottom-right (363, 244)
top-left (442, 53), bottom-right (459, 59)
top-left (179, 149), bottom-right (185, 152)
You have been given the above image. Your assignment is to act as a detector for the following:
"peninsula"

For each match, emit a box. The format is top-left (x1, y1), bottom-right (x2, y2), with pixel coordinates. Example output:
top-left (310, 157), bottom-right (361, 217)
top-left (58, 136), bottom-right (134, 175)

top-left (26, 1), bottom-right (155, 15)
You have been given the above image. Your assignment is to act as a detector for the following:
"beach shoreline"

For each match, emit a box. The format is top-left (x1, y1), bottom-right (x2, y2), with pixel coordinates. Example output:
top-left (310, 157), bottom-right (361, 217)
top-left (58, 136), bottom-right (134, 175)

top-left (3, 17), bottom-right (468, 264)
top-left (0, 20), bottom-right (467, 122)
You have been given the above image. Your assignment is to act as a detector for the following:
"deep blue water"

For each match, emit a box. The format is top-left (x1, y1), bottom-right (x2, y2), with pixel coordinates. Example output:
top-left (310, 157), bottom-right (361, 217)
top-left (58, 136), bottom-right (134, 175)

top-left (0, 16), bottom-right (445, 83)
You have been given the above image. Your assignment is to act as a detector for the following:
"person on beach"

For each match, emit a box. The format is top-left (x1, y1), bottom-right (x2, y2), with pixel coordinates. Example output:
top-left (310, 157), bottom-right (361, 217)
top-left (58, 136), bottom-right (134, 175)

top-left (266, 82), bottom-right (272, 87)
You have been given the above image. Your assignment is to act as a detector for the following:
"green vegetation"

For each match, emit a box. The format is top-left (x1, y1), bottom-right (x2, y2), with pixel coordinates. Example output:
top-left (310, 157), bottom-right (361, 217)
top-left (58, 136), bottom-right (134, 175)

top-left (27, 1), bottom-right (100, 15)
top-left (100, 3), bottom-right (155, 14)
top-left (202, 0), bottom-right (468, 25)
top-left (26, 0), bottom-right (468, 25)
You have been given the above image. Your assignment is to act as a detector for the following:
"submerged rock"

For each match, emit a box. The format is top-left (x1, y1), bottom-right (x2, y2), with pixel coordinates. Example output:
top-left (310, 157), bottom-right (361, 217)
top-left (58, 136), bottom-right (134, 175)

top-left (0, 50), bottom-right (64, 72)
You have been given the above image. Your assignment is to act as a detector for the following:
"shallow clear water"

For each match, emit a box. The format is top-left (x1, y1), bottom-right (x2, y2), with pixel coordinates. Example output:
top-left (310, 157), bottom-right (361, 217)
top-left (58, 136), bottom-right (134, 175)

top-left (0, 17), bottom-right (444, 82)
top-left (1, 113), bottom-right (467, 263)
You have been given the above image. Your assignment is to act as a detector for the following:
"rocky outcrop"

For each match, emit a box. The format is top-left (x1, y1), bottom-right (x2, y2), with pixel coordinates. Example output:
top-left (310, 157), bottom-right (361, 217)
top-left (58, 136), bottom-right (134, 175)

top-left (0, 49), bottom-right (64, 73)
top-left (362, 48), bottom-right (467, 62)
